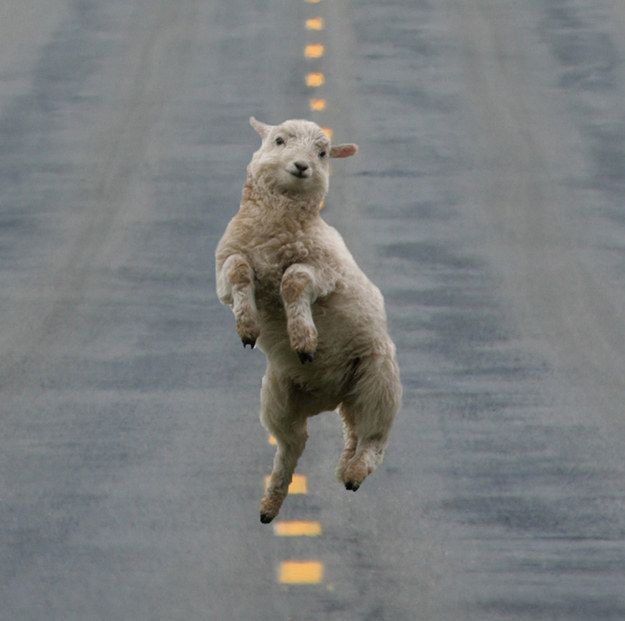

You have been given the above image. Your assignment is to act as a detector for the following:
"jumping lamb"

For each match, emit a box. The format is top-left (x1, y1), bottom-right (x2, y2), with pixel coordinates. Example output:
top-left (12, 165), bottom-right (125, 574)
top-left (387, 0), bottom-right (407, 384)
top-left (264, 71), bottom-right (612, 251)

top-left (215, 117), bottom-right (402, 523)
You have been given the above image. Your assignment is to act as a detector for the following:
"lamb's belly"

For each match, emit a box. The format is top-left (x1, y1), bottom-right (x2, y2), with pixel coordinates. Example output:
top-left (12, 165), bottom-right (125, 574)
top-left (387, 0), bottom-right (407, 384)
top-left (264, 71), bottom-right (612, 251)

top-left (256, 309), bottom-right (288, 346)
top-left (255, 314), bottom-right (357, 399)
top-left (257, 298), bottom-right (365, 348)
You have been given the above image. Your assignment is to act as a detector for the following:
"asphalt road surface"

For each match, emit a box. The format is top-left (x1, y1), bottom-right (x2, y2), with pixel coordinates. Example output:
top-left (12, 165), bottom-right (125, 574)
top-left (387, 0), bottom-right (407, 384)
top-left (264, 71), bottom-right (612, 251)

top-left (2, 0), bottom-right (625, 619)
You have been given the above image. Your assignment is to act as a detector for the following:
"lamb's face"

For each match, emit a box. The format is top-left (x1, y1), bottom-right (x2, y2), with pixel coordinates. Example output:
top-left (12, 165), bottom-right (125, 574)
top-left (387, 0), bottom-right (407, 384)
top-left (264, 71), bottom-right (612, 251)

top-left (249, 119), bottom-right (331, 196)
top-left (248, 117), bottom-right (358, 200)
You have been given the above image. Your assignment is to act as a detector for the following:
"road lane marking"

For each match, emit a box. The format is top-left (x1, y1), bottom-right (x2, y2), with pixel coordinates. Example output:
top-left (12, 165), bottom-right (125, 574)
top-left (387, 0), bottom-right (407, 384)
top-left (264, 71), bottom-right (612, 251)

top-left (309, 98), bottom-right (326, 111)
top-left (269, 4), bottom-right (327, 591)
top-left (278, 561), bottom-right (324, 584)
top-left (273, 521), bottom-right (322, 537)
top-left (264, 474), bottom-right (308, 494)
top-left (304, 44), bottom-right (325, 59)
top-left (306, 72), bottom-right (325, 87)
top-left (305, 17), bottom-right (324, 31)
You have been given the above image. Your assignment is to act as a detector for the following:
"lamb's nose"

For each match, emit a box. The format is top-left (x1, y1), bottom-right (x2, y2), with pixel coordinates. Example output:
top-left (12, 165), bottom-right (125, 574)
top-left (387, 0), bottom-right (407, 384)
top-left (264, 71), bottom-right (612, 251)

top-left (294, 161), bottom-right (309, 173)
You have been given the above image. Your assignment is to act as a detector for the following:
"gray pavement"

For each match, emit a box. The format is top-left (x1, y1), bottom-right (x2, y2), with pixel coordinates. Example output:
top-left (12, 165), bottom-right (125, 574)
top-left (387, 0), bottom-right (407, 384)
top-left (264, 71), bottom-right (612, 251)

top-left (2, 0), bottom-right (625, 619)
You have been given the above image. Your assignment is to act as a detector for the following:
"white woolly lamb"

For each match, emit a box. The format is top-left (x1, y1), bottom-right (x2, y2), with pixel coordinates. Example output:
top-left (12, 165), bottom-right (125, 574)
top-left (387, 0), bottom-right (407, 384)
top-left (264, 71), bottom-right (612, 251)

top-left (215, 117), bottom-right (402, 523)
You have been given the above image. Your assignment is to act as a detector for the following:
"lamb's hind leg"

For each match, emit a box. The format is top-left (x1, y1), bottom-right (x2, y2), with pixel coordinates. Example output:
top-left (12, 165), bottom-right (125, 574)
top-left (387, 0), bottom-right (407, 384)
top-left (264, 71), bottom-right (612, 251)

top-left (338, 355), bottom-right (401, 491)
top-left (338, 401), bottom-right (390, 492)
top-left (259, 372), bottom-right (308, 523)
top-left (260, 425), bottom-right (307, 523)
top-left (336, 405), bottom-right (358, 483)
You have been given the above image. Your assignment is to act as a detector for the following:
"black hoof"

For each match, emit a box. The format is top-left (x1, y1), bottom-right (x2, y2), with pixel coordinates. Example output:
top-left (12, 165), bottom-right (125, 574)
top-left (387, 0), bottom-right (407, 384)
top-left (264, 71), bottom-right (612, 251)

top-left (260, 513), bottom-right (274, 524)
top-left (345, 481), bottom-right (360, 492)
top-left (298, 351), bottom-right (315, 364)
top-left (242, 338), bottom-right (256, 349)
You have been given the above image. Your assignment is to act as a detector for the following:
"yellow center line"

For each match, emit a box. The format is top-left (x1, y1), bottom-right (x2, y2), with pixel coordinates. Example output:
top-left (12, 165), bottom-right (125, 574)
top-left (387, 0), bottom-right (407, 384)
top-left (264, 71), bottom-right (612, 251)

top-left (305, 17), bottom-right (325, 31)
top-left (270, 5), bottom-right (328, 590)
top-left (309, 98), bottom-right (326, 112)
top-left (278, 561), bottom-right (324, 584)
top-left (306, 72), bottom-right (325, 87)
top-left (304, 43), bottom-right (325, 59)
top-left (273, 520), bottom-right (322, 537)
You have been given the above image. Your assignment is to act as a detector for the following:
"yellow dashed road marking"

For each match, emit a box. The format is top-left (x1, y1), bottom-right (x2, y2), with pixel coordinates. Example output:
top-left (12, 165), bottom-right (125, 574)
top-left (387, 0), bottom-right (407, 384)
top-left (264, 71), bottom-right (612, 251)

top-left (304, 43), bottom-right (325, 59)
top-left (279, 561), bottom-right (324, 584)
top-left (306, 72), bottom-right (325, 87)
top-left (287, 474), bottom-right (308, 494)
top-left (264, 474), bottom-right (308, 494)
top-left (305, 17), bottom-right (325, 31)
top-left (269, 4), bottom-right (328, 591)
top-left (273, 521), bottom-right (322, 537)
top-left (309, 98), bottom-right (326, 111)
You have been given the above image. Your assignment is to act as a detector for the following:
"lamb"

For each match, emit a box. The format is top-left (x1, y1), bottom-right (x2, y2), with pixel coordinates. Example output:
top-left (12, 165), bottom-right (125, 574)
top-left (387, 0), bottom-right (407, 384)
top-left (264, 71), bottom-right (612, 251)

top-left (215, 117), bottom-right (402, 523)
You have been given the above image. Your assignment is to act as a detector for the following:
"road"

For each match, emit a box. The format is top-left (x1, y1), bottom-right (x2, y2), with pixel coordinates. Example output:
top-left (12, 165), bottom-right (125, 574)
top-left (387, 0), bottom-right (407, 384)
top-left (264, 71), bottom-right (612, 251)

top-left (1, 0), bottom-right (625, 619)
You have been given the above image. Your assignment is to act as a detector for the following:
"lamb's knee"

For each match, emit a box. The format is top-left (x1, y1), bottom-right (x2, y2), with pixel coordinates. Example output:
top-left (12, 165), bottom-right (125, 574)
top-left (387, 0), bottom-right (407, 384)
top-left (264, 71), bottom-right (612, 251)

top-left (228, 256), bottom-right (253, 286)
top-left (281, 269), bottom-right (312, 304)
top-left (217, 254), bottom-right (255, 305)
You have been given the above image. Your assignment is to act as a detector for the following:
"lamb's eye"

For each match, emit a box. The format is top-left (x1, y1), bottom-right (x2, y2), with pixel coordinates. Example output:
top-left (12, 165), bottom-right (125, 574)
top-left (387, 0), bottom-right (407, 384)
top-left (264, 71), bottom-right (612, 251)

top-left (275, 137), bottom-right (285, 146)
top-left (319, 150), bottom-right (326, 159)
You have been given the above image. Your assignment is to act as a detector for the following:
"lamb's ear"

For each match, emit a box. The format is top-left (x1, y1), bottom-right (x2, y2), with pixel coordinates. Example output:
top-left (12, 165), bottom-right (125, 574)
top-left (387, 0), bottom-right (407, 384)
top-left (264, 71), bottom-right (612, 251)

top-left (250, 116), bottom-right (272, 139)
top-left (330, 143), bottom-right (358, 158)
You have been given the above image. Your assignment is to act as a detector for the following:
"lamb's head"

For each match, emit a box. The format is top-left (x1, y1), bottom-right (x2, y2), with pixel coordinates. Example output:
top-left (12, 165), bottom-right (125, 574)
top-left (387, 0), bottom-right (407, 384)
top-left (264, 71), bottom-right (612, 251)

top-left (247, 117), bottom-right (357, 200)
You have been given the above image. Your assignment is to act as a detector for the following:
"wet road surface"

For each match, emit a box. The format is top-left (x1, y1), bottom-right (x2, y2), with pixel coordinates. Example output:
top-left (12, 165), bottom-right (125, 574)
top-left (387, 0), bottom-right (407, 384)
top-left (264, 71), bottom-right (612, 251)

top-left (1, 0), bottom-right (625, 619)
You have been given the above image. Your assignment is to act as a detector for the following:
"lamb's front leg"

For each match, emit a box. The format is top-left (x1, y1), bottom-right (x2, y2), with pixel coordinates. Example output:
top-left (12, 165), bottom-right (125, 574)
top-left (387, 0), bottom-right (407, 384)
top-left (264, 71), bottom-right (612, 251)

top-left (217, 253), bottom-right (260, 347)
top-left (281, 264), bottom-right (319, 363)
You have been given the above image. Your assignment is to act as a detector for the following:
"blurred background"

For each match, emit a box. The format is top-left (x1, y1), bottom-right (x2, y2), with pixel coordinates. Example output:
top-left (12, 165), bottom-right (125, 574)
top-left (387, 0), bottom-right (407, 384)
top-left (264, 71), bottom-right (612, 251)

top-left (1, 0), bottom-right (625, 619)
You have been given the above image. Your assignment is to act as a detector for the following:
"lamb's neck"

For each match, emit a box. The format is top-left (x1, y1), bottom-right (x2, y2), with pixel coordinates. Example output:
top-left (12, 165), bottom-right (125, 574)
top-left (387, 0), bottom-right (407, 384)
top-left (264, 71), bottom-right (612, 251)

top-left (241, 179), bottom-right (324, 228)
